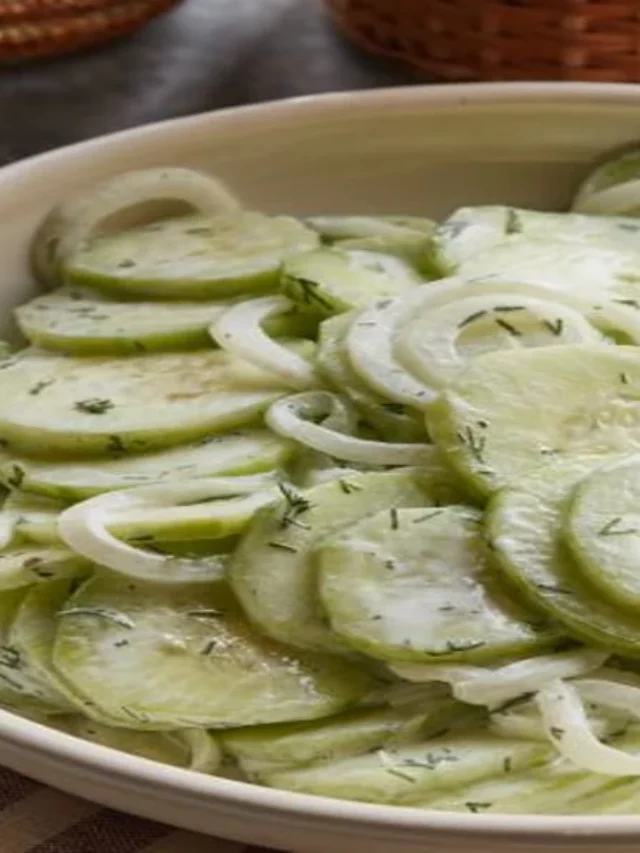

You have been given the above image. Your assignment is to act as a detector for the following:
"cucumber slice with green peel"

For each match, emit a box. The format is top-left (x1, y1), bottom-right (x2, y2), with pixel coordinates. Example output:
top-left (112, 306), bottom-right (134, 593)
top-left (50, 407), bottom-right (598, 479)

top-left (30, 167), bottom-right (242, 288)
top-left (52, 573), bottom-right (374, 729)
top-left (4, 577), bottom-right (87, 716)
top-left (17, 287), bottom-right (315, 357)
top-left (65, 212), bottom-right (319, 300)
top-left (566, 456), bottom-right (640, 611)
top-left (1, 430), bottom-right (291, 501)
top-left (261, 729), bottom-right (551, 804)
top-left (316, 314), bottom-right (426, 443)
top-left (457, 236), bottom-right (640, 301)
top-left (0, 545), bottom-right (88, 589)
top-left (426, 344), bottom-right (640, 499)
top-left (317, 506), bottom-right (557, 664)
top-left (428, 207), bottom-right (511, 274)
top-left (229, 469), bottom-right (440, 653)
top-left (486, 464), bottom-right (640, 657)
top-left (281, 248), bottom-right (420, 317)
top-left (8, 493), bottom-right (66, 544)
top-left (573, 147), bottom-right (640, 215)
top-left (305, 216), bottom-right (435, 243)
top-left (337, 234), bottom-right (436, 278)
top-left (221, 698), bottom-right (478, 778)
top-left (0, 346), bottom-right (306, 457)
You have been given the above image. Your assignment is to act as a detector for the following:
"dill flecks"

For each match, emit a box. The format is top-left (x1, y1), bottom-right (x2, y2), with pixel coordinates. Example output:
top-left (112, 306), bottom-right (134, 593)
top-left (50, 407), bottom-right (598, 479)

top-left (458, 425), bottom-right (486, 465)
top-left (535, 582), bottom-right (572, 595)
top-left (390, 507), bottom-right (399, 530)
top-left (338, 478), bottom-right (362, 495)
top-left (74, 398), bottom-right (114, 415)
top-left (185, 609), bottom-right (223, 618)
top-left (493, 305), bottom-right (524, 313)
top-left (614, 298), bottom-right (640, 310)
top-left (106, 435), bottom-right (126, 454)
top-left (267, 541), bottom-right (299, 553)
top-left (465, 801), bottom-right (493, 813)
top-left (412, 509), bottom-right (444, 524)
top-left (458, 310), bottom-right (487, 329)
top-left (620, 372), bottom-right (630, 385)
top-left (201, 640), bottom-right (218, 656)
top-left (57, 606), bottom-right (135, 630)
top-left (495, 317), bottom-right (521, 337)
top-left (597, 517), bottom-right (639, 537)
top-left (550, 726), bottom-right (565, 740)
top-left (28, 379), bottom-right (54, 396)
top-left (0, 645), bottom-right (21, 670)
top-left (5, 464), bottom-right (24, 489)
top-left (278, 482), bottom-right (312, 530)
top-left (503, 757), bottom-right (512, 773)
top-left (543, 318), bottom-right (564, 337)
top-left (505, 208), bottom-right (522, 234)
top-left (381, 402), bottom-right (406, 415)
top-left (289, 276), bottom-right (333, 311)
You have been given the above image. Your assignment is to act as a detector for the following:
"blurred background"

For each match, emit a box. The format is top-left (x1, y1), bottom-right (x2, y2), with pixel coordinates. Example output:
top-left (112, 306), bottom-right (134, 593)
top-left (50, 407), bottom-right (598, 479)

top-left (0, 0), bottom-right (411, 165)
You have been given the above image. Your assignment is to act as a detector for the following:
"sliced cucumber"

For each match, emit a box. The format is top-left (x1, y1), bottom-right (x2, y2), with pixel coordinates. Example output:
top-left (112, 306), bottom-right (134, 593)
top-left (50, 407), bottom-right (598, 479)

top-left (30, 167), bottom-right (242, 287)
top-left (0, 545), bottom-right (87, 589)
top-left (221, 698), bottom-right (477, 778)
top-left (0, 347), bottom-right (304, 456)
top-left (0, 586), bottom-right (51, 715)
top-left (52, 573), bottom-right (374, 729)
top-left (426, 344), bottom-right (640, 498)
top-left (566, 456), bottom-right (640, 611)
top-left (229, 469), bottom-right (437, 653)
top-left (316, 314), bottom-right (425, 443)
top-left (338, 234), bottom-right (436, 277)
top-left (457, 236), bottom-right (640, 301)
top-left (487, 464), bottom-right (640, 657)
top-left (8, 492), bottom-right (65, 544)
top-left (305, 216), bottom-right (435, 243)
top-left (281, 248), bottom-right (420, 317)
top-left (262, 729), bottom-right (550, 804)
top-left (428, 206), bottom-right (510, 273)
top-left (573, 147), bottom-right (640, 215)
top-left (65, 212), bottom-right (319, 300)
top-left (2, 430), bottom-right (291, 501)
top-left (318, 506), bottom-right (556, 663)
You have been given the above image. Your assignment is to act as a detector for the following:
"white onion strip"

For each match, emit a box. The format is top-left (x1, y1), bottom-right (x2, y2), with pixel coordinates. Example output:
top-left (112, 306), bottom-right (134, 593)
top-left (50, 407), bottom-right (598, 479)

top-left (576, 677), bottom-right (640, 721)
top-left (33, 167), bottom-right (241, 285)
top-left (536, 680), bottom-right (640, 776)
top-left (266, 392), bottom-right (430, 465)
top-left (58, 474), bottom-right (277, 583)
top-left (211, 296), bottom-right (318, 390)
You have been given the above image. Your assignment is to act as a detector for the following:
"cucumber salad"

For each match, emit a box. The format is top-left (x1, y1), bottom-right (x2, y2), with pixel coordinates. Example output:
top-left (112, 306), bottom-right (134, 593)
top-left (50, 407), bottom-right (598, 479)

top-left (6, 150), bottom-right (640, 815)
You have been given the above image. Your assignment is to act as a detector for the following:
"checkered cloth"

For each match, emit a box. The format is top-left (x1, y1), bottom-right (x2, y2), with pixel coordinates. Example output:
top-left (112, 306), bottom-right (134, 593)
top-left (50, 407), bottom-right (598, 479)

top-left (0, 766), bottom-right (266, 853)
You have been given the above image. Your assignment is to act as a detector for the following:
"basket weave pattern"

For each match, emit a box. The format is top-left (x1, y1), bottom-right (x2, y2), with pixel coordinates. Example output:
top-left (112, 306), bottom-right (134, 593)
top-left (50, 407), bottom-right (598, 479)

top-left (0, 0), bottom-right (181, 60)
top-left (325, 0), bottom-right (640, 82)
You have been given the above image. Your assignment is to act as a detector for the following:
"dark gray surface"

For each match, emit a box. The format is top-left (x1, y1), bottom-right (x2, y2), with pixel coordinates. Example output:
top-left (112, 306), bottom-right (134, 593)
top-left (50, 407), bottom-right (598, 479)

top-left (0, 0), bottom-right (413, 165)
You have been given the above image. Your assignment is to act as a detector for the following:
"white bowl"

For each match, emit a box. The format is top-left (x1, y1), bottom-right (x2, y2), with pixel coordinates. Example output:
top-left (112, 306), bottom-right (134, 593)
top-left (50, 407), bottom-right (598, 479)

top-left (3, 82), bottom-right (640, 853)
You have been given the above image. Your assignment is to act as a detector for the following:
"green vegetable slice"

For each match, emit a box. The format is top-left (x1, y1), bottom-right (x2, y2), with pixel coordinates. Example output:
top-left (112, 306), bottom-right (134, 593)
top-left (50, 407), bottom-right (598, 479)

top-left (305, 216), bottom-right (435, 243)
top-left (52, 574), bottom-right (374, 729)
top-left (573, 146), bottom-right (640, 215)
top-left (228, 469), bottom-right (439, 653)
top-left (221, 696), bottom-right (477, 778)
top-left (428, 206), bottom-right (510, 273)
top-left (316, 313), bottom-right (425, 443)
top-left (318, 506), bottom-right (557, 663)
top-left (486, 462), bottom-right (640, 657)
top-left (2, 429), bottom-right (291, 500)
top-left (261, 729), bottom-right (550, 804)
top-left (7, 492), bottom-right (65, 544)
top-left (426, 344), bottom-right (640, 498)
top-left (0, 347), bottom-right (305, 456)
top-left (65, 212), bottom-right (319, 299)
top-left (0, 545), bottom-right (87, 589)
top-left (566, 456), bottom-right (640, 611)
top-left (281, 248), bottom-right (420, 317)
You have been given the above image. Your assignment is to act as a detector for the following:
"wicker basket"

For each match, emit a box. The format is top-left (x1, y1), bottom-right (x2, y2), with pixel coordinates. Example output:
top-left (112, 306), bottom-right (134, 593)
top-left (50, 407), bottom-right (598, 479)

top-left (0, 0), bottom-right (182, 61)
top-left (325, 0), bottom-right (640, 82)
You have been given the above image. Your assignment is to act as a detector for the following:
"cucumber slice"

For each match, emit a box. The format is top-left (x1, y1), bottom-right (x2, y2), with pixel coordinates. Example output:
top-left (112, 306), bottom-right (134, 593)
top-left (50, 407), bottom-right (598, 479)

top-left (573, 147), bottom-right (640, 215)
top-left (566, 457), bottom-right (640, 611)
top-left (281, 248), bottom-right (420, 317)
top-left (65, 212), bottom-right (319, 300)
top-left (428, 206), bottom-right (510, 273)
top-left (316, 314), bottom-right (425, 443)
top-left (317, 506), bottom-right (556, 663)
top-left (221, 698), bottom-right (476, 778)
top-left (5, 577), bottom-right (83, 715)
top-left (0, 586), bottom-right (50, 715)
top-left (0, 545), bottom-right (87, 589)
top-left (487, 464), bottom-right (640, 657)
top-left (338, 234), bottom-right (436, 277)
top-left (0, 346), bottom-right (304, 456)
top-left (426, 344), bottom-right (640, 498)
top-left (30, 167), bottom-right (242, 288)
top-left (228, 469), bottom-right (438, 653)
top-left (52, 574), bottom-right (374, 729)
top-left (229, 471), bottom-right (437, 649)
top-left (305, 216), bottom-right (435, 243)
top-left (262, 729), bottom-right (550, 804)
top-left (8, 492), bottom-right (65, 544)
top-left (2, 430), bottom-right (291, 501)
top-left (457, 236), bottom-right (640, 301)
top-left (17, 287), bottom-right (315, 357)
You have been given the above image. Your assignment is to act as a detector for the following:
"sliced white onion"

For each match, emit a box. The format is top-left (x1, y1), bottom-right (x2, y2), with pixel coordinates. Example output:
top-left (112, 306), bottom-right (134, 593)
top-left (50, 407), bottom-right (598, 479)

top-left (345, 288), bottom-right (438, 409)
top-left (573, 180), bottom-right (640, 216)
top-left (57, 474), bottom-right (277, 583)
top-left (32, 167), bottom-right (241, 286)
top-left (266, 392), bottom-right (430, 465)
top-left (210, 296), bottom-right (318, 390)
top-left (396, 292), bottom-right (602, 388)
top-left (576, 677), bottom-right (640, 721)
top-left (536, 679), bottom-right (640, 776)
top-left (389, 661), bottom-right (484, 685)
